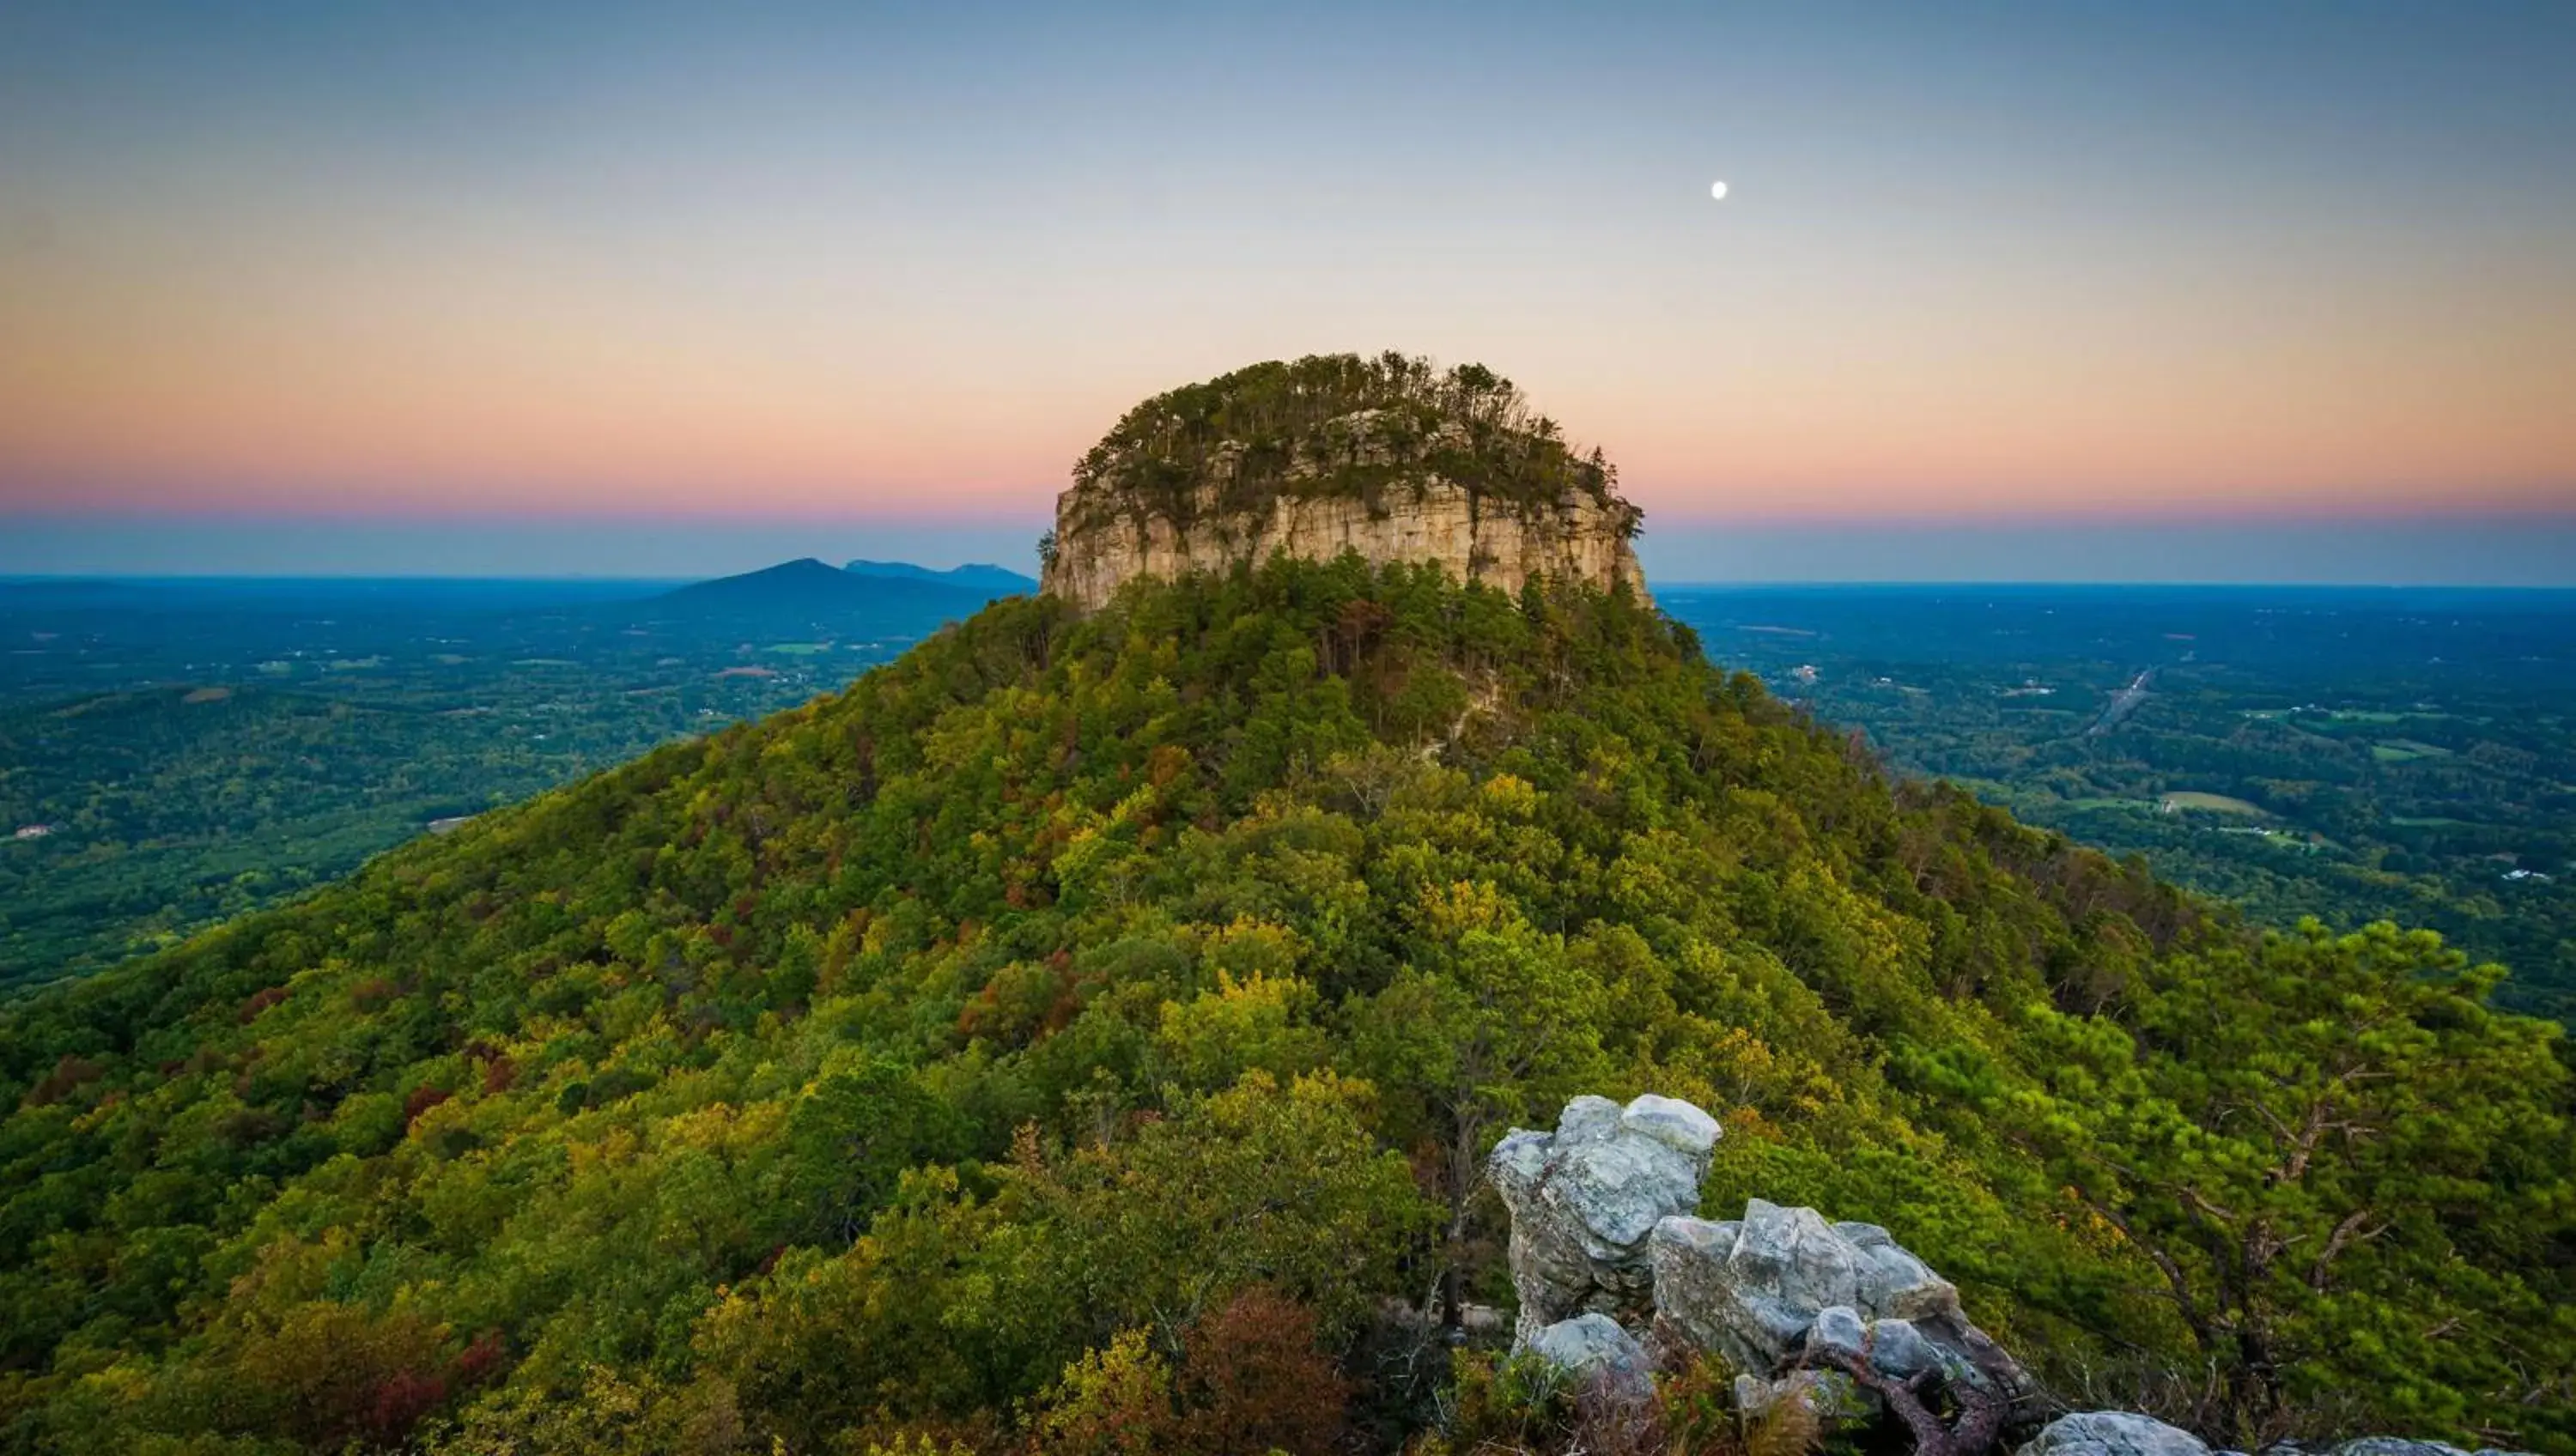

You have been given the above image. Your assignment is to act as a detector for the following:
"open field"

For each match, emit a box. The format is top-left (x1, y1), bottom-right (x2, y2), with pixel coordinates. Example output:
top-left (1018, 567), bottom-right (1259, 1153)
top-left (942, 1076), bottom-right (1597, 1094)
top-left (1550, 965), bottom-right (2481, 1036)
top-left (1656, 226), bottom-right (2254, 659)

top-left (2161, 791), bottom-right (2266, 815)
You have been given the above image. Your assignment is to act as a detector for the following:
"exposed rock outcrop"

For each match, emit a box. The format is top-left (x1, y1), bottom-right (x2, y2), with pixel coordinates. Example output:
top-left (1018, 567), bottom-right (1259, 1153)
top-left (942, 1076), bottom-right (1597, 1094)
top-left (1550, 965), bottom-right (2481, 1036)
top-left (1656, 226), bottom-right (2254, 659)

top-left (2020, 1412), bottom-right (2211, 1456)
top-left (1492, 1093), bottom-right (2029, 1445)
top-left (1040, 355), bottom-right (1649, 610)
top-left (1043, 477), bottom-right (1646, 611)
top-left (1525, 1313), bottom-right (1655, 1405)
top-left (2329, 1432), bottom-right (2545, 1442)
top-left (1650, 1198), bottom-right (2024, 1404)
top-left (1488, 1094), bottom-right (1722, 1345)
top-left (1492, 1093), bottom-right (2534, 1456)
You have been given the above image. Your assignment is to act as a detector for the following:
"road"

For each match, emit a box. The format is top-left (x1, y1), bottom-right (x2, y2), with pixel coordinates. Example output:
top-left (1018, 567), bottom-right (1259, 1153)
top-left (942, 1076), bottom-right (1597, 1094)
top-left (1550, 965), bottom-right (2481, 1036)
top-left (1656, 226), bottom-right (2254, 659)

top-left (2088, 668), bottom-right (2154, 736)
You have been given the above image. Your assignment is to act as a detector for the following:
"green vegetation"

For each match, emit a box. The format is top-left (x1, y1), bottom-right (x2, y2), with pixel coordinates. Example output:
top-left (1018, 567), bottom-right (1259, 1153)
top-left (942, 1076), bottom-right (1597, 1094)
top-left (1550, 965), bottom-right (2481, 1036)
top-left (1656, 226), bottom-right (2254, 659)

top-left (0, 577), bottom-right (971, 986)
top-left (2372, 741), bottom-right (2452, 764)
top-left (2158, 792), bottom-right (2264, 815)
top-left (1659, 585), bottom-right (2576, 1022)
top-left (0, 559), bottom-right (2565, 1455)
top-left (1063, 353), bottom-right (1636, 531)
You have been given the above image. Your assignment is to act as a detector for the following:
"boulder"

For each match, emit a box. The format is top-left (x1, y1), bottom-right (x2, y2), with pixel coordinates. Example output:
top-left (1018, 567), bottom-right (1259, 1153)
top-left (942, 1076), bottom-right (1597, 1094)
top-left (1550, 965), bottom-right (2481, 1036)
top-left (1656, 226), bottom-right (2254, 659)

top-left (1525, 1313), bottom-right (1654, 1403)
top-left (1802, 1304), bottom-right (1965, 1387)
top-left (2328, 1442), bottom-right (2532, 1456)
top-left (2021, 1411), bottom-right (2211, 1456)
top-left (1489, 1093), bottom-right (1722, 1344)
top-left (1835, 1219), bottom-right (1965, 1323)
top-left (1649, 1199), bottom-right (1962, 1373)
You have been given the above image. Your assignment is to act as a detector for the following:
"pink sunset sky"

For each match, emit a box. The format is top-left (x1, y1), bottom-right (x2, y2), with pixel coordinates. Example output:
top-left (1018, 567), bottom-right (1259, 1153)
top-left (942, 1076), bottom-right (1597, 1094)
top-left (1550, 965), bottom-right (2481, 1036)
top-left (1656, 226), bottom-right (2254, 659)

top-left (2, 2), bottom-right (2570, 577)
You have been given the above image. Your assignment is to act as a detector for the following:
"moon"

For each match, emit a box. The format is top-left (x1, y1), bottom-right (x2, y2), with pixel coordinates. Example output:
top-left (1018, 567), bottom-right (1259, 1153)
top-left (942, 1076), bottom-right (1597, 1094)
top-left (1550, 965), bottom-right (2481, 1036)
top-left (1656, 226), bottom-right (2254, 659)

top-left (1710, 180), bottom-right (1728, 201)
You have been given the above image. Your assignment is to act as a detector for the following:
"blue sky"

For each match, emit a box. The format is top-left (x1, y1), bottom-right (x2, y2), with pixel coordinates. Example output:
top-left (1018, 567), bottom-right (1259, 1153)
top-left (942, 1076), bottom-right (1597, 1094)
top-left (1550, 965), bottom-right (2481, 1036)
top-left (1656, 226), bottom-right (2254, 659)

top-left (3, 1), bottom-right (2571, 581)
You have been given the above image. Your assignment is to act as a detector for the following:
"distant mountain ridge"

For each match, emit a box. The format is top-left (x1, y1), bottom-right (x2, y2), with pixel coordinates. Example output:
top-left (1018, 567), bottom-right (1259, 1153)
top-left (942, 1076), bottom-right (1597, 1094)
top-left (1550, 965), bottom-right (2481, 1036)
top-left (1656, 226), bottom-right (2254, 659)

top-left (844, 558), bottom-right (1037, 594)
top-left (651, 558), bottom-right (987, 617)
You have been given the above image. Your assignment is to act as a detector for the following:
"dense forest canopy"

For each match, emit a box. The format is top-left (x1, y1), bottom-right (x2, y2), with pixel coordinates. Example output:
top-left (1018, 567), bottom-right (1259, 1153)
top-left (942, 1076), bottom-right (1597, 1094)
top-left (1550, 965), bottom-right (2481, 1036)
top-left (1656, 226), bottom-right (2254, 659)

top-left (1059, 353), bottom-right (1636, 533)
top-left (1654, 585), bottom-right (2576, 1023)
top-left (0, 557), bottom-right (2567, 1455)
top-left (0, 575), bottom-right (968, 985)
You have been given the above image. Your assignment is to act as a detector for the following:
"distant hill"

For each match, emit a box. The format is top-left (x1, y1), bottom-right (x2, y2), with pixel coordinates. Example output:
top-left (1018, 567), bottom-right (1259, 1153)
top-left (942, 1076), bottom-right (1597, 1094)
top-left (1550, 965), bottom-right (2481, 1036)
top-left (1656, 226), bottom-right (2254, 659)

top-left (844, 558), bottom-right (1037, 594)
top-left (653, 557), bottom-right (987, 616)
top-left (0, 579), bottom-right (159, 609)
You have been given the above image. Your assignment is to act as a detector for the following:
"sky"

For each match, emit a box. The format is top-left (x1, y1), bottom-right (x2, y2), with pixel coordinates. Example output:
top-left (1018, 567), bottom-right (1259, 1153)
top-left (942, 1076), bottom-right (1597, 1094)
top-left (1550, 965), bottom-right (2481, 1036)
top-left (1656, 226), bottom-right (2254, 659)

top-left (3, 1), bottom-right (2573, 581)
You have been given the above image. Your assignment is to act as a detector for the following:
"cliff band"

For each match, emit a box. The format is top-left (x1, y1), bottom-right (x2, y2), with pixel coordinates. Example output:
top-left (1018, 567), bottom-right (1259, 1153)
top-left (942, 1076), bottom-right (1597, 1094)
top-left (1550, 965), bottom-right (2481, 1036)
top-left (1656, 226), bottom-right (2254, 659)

top-left (1040, 354), bottom-right (1649, 609)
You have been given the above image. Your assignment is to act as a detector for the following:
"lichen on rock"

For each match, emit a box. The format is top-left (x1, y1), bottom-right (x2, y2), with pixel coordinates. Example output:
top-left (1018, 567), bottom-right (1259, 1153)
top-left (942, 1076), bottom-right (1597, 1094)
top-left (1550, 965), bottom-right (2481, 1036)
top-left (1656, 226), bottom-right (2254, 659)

top-left (1487, 1092), bottom-right (1722, 1345)
top-left (1492, 1092), bottom-right (2032, 1445)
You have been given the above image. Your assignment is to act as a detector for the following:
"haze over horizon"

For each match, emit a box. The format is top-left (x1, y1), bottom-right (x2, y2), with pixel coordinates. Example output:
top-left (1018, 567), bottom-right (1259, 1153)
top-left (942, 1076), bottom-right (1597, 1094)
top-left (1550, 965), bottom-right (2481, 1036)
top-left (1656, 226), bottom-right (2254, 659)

top-left (4, 1), bottom-right (2572, 583)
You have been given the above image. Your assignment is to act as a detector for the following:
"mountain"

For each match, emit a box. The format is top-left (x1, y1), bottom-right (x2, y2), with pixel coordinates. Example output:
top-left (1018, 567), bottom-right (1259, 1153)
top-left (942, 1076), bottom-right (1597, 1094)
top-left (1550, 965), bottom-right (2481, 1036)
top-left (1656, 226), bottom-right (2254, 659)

top-left (0, 361), bottom-right (2567, 1456)
top-left (844, 558), bottom-right (1038, 595)
top-left (1041, 353), bottom-right (1645, 609)
top-left (653, 555), bottom-right (987, 616)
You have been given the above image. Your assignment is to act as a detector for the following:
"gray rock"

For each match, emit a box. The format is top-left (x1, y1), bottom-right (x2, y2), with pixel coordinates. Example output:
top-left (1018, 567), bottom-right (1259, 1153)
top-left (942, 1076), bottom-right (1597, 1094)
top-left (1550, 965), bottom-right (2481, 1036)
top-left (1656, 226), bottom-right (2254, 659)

top-left (1653, 1195), bottom-right (2027, 1407)
top-left (1852, 1234), bottom-right (1962, 1322)
top-left (2339, 1441), bottom-right (2543, 1456)
top-left (1492, 1093), bottom-right (2035, 1435)
top-left (1526, 1313), bottom-right (1653, 1401)
top-left (1489, 1093), bottom-right (1722, 1345)
top-left (2021, 1411), bottom-right (2212, 1456)
top-left (1622, 1094), bottom-right (1722, 1155)
top-left (1649, 1214), bottom-right (1754, 1364)
top-left (1862, 1316), bottom-right (1951, 1383)
top-left (1834, 1220), bottom-right (1897, 1247)
top-left (2329, 1443), bottom-right (2488, 1456)
top-left (1806, 1304), bottom-right (1869, 1363)
top-left (1654, 1198), bottom-right (1863, 1371)
top-left (1799, 1305), bottom-right (1974, 1391)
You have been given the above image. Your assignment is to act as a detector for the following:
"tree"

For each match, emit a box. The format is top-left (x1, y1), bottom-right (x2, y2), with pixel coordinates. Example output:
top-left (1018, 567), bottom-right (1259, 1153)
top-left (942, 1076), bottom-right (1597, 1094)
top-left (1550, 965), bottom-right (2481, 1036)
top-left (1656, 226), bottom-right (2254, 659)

top-left (1348, 882), bottom-right (1610, 1326)
top-left (1993, 922), bottom-right (2576, 1446)
top-left (1018, 1070), bottom-right (1436, 1342)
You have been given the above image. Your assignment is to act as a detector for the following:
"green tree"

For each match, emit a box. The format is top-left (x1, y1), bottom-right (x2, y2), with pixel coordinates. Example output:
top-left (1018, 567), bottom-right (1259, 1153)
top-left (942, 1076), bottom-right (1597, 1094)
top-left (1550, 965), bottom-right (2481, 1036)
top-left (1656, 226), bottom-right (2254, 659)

top-left (1994, 922), bottom-right (2576, 1444)
top-left (1347, 881), bottom-right (1610, 1326)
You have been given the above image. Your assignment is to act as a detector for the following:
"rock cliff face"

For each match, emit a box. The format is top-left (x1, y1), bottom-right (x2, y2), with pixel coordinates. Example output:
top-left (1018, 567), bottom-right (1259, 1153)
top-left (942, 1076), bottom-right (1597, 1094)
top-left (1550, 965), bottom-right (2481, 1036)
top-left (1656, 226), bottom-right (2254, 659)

top-left (1044, 476), bottom-right (1646, 612)
top-left (1039, 355), bottom-right (1649, 610)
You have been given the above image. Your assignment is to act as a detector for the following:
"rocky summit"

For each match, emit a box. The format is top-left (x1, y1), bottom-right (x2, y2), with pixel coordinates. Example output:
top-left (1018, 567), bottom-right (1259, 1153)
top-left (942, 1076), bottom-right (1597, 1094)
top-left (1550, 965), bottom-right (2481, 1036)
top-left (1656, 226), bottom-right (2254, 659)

top-left (1494, 1092), bottom-right (2541, 1456)
top-left (1040, 352), bottom-right (1649, 610)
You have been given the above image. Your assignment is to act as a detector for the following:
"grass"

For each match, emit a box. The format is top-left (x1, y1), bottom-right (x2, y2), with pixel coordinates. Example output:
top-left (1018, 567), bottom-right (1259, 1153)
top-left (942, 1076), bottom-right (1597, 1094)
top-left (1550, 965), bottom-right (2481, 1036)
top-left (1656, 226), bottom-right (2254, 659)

top-left (2160, 791), bottom-right (2265, 816)
top-left (2318, 709), bottom-right (2451, 725)
top-left (2372, 740), bottom-right (2454, 763)
top-left (2220, 826), bottom-right (2317, 849)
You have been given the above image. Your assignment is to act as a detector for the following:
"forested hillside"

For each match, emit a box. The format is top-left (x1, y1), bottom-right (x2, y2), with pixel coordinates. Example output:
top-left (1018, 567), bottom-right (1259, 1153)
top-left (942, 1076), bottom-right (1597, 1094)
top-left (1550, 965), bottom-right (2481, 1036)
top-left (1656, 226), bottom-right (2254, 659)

top-left (0, 571), bottom-right (971, 984)
top-left (1656, 585), bottom-right (2576, 1022)
top-left (0, 560), bottom-right (2567, 1455)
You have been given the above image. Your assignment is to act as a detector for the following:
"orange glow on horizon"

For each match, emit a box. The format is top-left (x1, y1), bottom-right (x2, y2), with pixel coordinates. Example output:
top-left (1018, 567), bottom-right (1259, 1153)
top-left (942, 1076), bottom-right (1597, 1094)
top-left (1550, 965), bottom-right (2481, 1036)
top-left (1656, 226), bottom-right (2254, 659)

top-left (4, 193), bottom-right (2569, 525)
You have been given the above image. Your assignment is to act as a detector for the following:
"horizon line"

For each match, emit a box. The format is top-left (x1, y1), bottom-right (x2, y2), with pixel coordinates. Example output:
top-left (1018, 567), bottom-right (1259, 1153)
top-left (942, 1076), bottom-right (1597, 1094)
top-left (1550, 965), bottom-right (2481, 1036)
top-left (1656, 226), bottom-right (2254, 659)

top-left (9, 569), bottom-right (2574, 593)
